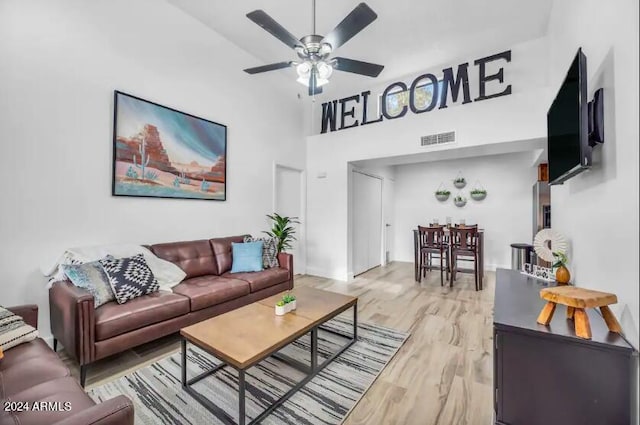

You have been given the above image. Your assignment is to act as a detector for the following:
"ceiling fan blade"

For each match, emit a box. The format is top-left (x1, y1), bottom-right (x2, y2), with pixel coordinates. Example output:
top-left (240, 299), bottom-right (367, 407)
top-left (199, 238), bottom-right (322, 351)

top-left (333, 57), bottom-right (384, 77)
top-left (322, 3), bottom-right (377, 51)
top-left (244, 61), bottom-right (293, 74)
top-left (246, 10), bottom-right (303, 50)
top-left (308, 71), bottom-right (323, 96)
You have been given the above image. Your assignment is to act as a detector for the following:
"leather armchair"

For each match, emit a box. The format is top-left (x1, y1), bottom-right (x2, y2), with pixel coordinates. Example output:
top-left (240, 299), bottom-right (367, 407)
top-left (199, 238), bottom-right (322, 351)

top-left (1, 305), bottom-right (135, 425)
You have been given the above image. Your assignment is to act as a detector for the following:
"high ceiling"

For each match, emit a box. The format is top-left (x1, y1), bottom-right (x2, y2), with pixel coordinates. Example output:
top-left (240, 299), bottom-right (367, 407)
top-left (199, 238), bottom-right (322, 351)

top-left (167, 0), bottom-right (553, 97)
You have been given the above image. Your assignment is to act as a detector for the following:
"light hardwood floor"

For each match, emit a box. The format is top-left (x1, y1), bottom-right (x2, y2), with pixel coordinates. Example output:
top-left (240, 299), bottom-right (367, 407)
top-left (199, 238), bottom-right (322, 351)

top-left (59, 261), bottom-right (495, 425)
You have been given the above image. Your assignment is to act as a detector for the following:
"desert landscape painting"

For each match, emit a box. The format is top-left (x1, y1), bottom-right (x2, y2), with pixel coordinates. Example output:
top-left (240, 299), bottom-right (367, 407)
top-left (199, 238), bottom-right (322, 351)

top-left (112, 91), bottom-right (227, 200)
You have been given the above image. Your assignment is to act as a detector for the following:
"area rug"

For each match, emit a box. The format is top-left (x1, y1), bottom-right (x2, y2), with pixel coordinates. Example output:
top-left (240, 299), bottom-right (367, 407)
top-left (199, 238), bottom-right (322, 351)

top-left (89, 316), bottom-right (409, 424)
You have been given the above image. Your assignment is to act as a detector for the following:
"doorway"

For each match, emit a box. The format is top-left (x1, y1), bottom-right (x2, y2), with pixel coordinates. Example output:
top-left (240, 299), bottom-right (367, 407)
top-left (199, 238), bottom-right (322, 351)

top-left (352, 170), bottom-right (383, 276)
top-left (273, 163), bottom-right (306, 275)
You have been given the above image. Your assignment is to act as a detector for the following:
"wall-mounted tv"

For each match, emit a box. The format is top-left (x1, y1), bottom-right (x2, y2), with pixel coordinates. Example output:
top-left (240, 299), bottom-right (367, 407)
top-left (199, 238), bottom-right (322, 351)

top-left (547, 48), bottom-right (590, 185)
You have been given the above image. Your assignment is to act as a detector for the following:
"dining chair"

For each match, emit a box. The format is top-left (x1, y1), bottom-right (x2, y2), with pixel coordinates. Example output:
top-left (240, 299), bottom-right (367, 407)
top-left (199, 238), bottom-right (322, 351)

top-left (417, 225), bottom-right (448, 286)
top-left (450, 226), bottom-right (480, 290)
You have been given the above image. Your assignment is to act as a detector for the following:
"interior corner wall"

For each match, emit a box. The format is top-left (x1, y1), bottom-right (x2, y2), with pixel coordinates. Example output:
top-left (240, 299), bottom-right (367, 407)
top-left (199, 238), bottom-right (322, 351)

top-left (392, 152), bottom-right (536, 269)
top-left (547, 0), bottom-right (639, 347)
top-left (306, 38), bottom-right (550, 282)
top-left (0, 0), bottom-right (305, 340)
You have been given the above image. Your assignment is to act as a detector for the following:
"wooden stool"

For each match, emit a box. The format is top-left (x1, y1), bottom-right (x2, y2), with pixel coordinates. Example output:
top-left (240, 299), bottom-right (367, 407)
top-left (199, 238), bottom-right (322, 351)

top-left (536, 286), bottom-right (622, 339)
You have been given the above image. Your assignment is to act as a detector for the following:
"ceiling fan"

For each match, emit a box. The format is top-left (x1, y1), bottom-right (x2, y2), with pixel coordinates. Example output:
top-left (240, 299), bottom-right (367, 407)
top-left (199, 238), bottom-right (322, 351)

top-left (243, 1), bottom-right (385, 96)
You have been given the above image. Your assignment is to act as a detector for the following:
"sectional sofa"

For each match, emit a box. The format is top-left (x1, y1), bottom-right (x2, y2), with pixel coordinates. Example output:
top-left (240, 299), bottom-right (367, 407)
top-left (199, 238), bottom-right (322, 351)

top-left (49, 235), bottom-right (293, 387)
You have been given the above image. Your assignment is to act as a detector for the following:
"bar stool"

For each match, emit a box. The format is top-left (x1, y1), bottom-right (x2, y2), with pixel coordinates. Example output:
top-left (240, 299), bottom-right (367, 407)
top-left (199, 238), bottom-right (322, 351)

top-left (417, 225), bottom-right (448, 286)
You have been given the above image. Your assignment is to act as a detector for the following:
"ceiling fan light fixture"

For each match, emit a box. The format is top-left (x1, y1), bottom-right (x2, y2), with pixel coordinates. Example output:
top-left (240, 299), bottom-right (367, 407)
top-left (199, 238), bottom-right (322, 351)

top-left (296, 75), bottom-right (329, 87)
top-left (316, 61), bottom-right (333, 79)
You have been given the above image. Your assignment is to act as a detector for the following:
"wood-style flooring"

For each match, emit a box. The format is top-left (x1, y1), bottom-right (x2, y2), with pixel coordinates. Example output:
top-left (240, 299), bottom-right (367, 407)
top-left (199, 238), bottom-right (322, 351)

top-left (59, 262), bottom-right (495, 425)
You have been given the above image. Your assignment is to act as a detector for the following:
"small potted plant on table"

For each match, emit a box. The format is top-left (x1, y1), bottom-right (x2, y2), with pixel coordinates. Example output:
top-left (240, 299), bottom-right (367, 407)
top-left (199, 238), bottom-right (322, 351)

top-left (275, 300), bottom-right (287, 316)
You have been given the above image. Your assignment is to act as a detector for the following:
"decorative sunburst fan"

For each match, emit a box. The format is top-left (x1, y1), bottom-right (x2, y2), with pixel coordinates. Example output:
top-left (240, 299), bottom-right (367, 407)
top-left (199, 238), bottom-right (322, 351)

top-left (533, 229), bottom-right (567, 262)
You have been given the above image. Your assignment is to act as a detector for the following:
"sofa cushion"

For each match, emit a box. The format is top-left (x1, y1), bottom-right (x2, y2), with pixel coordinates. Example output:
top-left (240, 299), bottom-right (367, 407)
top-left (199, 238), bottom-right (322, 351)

top-left (0, 340), bottom-right (70, 399)
top-left (0, 306), bottom-right (38, 351)
top-left (61, 259), bottom-right (115, 307)
top-left (100, 254), bottom-right (160, 304)
top-left (230, 241), bottom-right (263, 273)
top-left (222, 267), bottom-right (290, 293)
top-left (172, 275), bottom-right (250, 311)
top-left (95, 291), bottom-right (190, 341)
top-left (209, 235), bottom-right (248, 275)
top-left (151, 239), bottom-right (218, 278)
top-left (1, 377), bottom-right (94, 425)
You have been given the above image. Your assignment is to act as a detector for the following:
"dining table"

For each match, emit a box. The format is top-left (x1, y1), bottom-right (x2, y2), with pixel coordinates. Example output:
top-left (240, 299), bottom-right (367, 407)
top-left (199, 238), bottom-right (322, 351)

top-left (413, 226), bottom-right (485, 290)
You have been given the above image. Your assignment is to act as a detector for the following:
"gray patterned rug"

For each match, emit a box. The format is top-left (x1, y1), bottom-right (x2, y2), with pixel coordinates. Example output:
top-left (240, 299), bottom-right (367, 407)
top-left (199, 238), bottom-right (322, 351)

top-left (89, 316), bottom-right (408, 424)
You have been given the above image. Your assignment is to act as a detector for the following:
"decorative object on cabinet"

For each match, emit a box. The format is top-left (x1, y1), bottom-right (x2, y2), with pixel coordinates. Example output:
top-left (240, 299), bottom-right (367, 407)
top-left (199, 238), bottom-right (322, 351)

top-left (552, 251), bottom-right (570, 284)
top-left (453, 172), bottom-right (466, 189)
top-left (112, 91), bottom-right (227, 201)
top-left (521, 263), bottom-right (555, 282)
top-left (536, 286), bottom-right (621, 339)
top-left (533, 228), bottom-right (567, 262)
top-left (453, 194), bottom-right (467, 207)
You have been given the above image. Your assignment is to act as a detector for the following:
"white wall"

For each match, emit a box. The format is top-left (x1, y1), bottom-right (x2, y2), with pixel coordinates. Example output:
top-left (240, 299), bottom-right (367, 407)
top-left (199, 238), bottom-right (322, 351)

top-left (546, 0), bottom-right (639, 346)
top-left (393, 152), bottom-right (537, 269)
top-left (0, 0), bottom-right (305, 340)
top-left (306, 37), bottom-right (550, 281)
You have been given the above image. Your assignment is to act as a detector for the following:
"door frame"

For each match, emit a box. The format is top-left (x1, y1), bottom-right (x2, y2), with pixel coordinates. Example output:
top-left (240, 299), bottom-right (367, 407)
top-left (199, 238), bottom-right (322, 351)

top-left (350, 168), bottom-right (385, 278)
top-left (272, 162), bottom-right (307, 275)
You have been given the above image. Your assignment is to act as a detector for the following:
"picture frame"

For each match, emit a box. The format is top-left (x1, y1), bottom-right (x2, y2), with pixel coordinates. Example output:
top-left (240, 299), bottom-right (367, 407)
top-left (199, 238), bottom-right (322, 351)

top-left (112, 91), bottom-right (227, 201)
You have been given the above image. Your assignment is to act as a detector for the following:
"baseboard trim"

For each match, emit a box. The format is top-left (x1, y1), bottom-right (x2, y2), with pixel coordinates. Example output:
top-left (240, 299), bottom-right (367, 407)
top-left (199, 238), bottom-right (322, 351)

top-left (304, 266), bottom-right (349, 282)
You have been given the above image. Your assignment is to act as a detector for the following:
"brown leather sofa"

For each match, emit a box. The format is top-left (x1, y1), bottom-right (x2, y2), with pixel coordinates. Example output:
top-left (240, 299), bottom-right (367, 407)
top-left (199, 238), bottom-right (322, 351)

top-left (0, 305), bottom-right (134, 425)
top-left (49, 235), bottom-right (294, 387)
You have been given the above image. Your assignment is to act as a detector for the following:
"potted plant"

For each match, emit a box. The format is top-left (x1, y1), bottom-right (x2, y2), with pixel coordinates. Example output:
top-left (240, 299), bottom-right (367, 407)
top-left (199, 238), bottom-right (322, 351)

top-left (275, 300), bottom-right (287, 316)
top-left (470, 188), bottom-right (487, 201)
top-left (454, 195), bottom-right (467, 207)
top-left (552, 251), bottom-right (570, 285)
top-left (282, 293), bottom-right (296, 311)
top-left (453, 177), bottom-right (466, 189)
top-left (264, 213), bottom-right (300, 253)
top-left (435, 189), bottom-right (451, 202)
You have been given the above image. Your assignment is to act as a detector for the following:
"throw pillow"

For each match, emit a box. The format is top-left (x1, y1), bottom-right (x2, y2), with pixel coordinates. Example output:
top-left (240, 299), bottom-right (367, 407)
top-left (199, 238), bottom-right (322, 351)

top-left (99, 254), bottom-right (160, 304)
top-left (61, 259), bottom-right (115, 308)
top-left (0, 306), bottom-right (39, 351)
top-left (243, 236), bottom-right (280, 269)
top-left (230, 241), bottom-right (264, 273)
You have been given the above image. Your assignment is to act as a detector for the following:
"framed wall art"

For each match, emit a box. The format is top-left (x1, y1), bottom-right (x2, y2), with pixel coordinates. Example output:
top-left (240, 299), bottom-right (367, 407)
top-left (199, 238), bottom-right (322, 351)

top-left (112, 91), bottom-right (227, 201)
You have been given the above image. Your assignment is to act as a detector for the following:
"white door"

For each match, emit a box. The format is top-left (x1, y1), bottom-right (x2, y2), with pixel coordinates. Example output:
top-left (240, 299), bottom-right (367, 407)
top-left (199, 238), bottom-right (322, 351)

top-left (274, 164), bottom-right (305, 275)
top-left (352, 170), bottom-right (383, 276)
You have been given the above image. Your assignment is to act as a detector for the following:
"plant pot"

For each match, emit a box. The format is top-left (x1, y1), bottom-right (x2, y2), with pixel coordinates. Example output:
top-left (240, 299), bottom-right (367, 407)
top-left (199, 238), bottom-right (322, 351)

top-left (454, 181), bottom-right (466, 189)
top-left (275, 305), bottom-right (286, 316)
top-left (454, 198), bottom-right (467, 207)
top-left (470, 192), bottom-right (487, 201)
top-left (289, 300), bottom-right (297, 311)
top-left (555, 265), bottom-right (571, 285)
top-left (435, 193), bottom-right (450, 202)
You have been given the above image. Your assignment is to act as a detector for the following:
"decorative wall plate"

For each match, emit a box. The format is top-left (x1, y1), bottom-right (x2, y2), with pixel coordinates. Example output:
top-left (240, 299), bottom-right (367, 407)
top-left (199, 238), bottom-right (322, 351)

top-left (533, 229), bottom-right (567, 262)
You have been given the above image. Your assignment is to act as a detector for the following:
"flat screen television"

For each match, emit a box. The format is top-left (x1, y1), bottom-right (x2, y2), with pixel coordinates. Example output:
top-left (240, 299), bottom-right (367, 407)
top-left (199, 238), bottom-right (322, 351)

top-left (547, 48), bottom-right (590, 185)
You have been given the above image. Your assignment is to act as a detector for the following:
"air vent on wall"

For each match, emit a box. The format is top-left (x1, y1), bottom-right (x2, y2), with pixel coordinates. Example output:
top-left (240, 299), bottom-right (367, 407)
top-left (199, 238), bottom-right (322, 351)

top-left (420, 131), bottom-right (456, 146)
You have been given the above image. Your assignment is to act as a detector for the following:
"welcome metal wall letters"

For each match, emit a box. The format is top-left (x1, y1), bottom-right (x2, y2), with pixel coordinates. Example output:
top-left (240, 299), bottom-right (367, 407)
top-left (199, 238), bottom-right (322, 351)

top-left (320, 50), bottom-right (512, 134)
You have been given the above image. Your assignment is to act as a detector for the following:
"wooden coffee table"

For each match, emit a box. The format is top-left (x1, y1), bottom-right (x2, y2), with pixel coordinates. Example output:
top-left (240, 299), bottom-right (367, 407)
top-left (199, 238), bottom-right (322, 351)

top-left (180, 287), bottom-right (358, 425)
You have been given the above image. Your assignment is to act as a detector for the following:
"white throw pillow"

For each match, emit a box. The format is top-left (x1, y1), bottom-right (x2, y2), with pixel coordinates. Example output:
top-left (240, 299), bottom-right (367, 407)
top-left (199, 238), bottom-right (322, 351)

top-left (46, 244), bottom-right (186, 292)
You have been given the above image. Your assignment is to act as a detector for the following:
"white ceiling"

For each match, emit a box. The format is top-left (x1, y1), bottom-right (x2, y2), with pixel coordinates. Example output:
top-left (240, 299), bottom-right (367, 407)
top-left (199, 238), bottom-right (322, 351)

top-left (167, 0), bottom-right (553, 97)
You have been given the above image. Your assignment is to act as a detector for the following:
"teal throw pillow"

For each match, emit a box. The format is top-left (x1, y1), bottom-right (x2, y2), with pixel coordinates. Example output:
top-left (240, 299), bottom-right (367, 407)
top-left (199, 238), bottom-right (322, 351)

top-left (61, 259), bottom-right (115, 308)
top-left (230, 241), bottom-right (264, 273)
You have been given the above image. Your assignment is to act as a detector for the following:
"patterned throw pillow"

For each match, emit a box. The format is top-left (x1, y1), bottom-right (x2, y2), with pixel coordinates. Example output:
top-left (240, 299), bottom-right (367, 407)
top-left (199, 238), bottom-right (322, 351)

top-left (0, 306), bottom-right (39, 351)
top-left (244, 236), bottom-right (279, 269)
top-left (99, 254), bottom-right (159, 304)
top-left (61, 259), bottom-right (115, 308)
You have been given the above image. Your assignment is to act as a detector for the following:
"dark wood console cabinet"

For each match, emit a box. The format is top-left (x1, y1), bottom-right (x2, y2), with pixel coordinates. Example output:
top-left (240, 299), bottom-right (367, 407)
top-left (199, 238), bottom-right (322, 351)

top-left (493, 268), bottom-right (638, 425)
